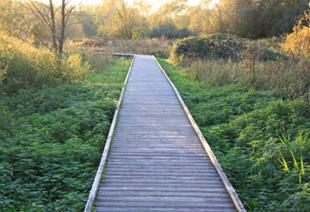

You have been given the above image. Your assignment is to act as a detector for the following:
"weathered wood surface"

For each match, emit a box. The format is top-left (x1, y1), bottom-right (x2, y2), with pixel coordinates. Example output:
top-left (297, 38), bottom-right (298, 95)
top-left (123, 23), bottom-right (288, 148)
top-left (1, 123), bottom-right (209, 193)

top-left (93, 55), bottom-right (244, 212)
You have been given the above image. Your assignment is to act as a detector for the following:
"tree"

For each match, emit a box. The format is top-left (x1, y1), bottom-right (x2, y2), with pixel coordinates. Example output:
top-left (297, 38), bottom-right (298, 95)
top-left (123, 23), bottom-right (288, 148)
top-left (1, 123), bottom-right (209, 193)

top-left (74, 7), bottom-right (98, 38)
top-left (0, 0), bottom-right (29, 37)
top-left (26, 0), bottom-right (76, 56)
top-left (96, 0), bottom-right (148, 39)
top-left (204, 0), bottom-right (309, 38)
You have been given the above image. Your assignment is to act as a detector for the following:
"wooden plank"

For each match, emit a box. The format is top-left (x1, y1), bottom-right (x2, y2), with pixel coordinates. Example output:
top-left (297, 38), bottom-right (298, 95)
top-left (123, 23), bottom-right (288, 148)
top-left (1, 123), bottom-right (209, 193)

top-left (95, 207), bottom-right (233, 212)
top-left (96, 200), bottom-right (235, 209)
top-left (85, 55), bottom-right (245, 212)
top-left (153, 56), bottom-right (246, 212)
top-left (83, 55), bottom-right (135, 212)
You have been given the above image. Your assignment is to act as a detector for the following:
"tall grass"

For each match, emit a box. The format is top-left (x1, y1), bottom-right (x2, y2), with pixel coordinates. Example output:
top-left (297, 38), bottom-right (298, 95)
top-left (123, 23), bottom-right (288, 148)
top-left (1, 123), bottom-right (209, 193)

top-left (0, 32), bottom-right (90, 95)
top-left (176, 55), bottom-right (310, 103)
top-left (66, 38), bottom-right (171, 58)
top-left (159, 58), bottom-right (310, 211)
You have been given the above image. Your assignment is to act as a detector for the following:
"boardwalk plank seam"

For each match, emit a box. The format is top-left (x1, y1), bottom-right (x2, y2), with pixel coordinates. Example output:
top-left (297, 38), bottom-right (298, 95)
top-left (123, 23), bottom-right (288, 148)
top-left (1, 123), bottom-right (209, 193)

top-left (85, 54), bottom-right (246, 212)
top-left (153, 56), bottom-right (246, 212)
top-left (84, 55), bottom-right (136, 212)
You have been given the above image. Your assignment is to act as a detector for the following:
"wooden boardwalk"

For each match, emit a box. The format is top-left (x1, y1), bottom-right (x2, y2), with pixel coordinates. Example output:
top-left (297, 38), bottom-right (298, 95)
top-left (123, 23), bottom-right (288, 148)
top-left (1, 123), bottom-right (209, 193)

top-left (86, 55), bottom-right (245, 212)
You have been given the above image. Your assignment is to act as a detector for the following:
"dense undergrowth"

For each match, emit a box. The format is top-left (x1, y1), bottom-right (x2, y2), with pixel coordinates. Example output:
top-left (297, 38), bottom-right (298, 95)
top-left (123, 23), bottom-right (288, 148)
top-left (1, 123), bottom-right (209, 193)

top-left (170, 33), bottom-right (310, 103)
top-left (0, 33), bottom-right (92, 95)
top-left (159, 59), bottom-right (310, 211)
top-left (0, 57), bottom-right (130, 210)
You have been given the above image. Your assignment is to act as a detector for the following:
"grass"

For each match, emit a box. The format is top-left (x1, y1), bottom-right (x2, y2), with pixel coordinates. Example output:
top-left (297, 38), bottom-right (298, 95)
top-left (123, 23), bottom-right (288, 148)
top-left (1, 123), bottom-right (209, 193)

top-left (159, 58), bottom-right (310, 211)
top-left (66, 38), bottom-right (171, 58)
top-left (0, 57), bottom-right (131, 211)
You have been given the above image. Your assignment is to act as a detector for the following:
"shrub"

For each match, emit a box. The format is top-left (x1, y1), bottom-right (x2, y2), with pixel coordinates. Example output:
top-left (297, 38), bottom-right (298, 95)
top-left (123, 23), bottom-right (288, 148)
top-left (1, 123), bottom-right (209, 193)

top-left (169, 34), bottom-right (310, 101)
top-left (282, 11), bottom-right (310, 58)
top-left (150, 23), bottom-right (193, 39)
top-left (0, 33), bottom-right (90, 94)
top-left (170, 34), bottom-right (288, 66)
top-left (170, 33), bottom-right (245, 64)
top-left (63, 54), bottom-right (90, 81)
top-left (258, 48), bottom-right (288, 61)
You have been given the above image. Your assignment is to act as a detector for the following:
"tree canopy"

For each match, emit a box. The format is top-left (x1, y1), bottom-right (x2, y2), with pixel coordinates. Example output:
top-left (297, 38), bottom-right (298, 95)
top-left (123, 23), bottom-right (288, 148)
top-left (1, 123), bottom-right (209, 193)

top-left (0, 0), bottom-right (309, 41)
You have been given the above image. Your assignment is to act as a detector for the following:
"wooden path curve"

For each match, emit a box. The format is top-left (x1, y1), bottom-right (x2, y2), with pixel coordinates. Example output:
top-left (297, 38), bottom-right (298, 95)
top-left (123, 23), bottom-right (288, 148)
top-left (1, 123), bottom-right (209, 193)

top-left (85, 55), bottom-right (245, 212)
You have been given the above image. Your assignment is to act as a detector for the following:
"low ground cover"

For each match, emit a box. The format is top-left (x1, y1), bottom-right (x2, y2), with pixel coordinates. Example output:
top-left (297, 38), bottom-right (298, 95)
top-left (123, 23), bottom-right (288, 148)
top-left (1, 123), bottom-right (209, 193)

top-left (159, 59), bottom-right (310, 211)
top-left (0, 56), bottom-right (131, 210)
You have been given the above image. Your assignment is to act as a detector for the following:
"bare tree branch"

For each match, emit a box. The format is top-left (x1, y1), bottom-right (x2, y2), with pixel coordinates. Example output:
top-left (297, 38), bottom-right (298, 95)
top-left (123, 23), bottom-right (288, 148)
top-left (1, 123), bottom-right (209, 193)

top-left (24, 0), bottom-right (76, 57)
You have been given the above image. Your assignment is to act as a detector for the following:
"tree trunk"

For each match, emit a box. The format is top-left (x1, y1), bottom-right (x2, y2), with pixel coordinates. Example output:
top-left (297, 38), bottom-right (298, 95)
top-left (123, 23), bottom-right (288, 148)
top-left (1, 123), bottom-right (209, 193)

top-left (58, 0), bottom-right (66, 56)
top-left (48, 0), bottom-right (57, 55)
top-left (216, 5), bottom-right (224, 33)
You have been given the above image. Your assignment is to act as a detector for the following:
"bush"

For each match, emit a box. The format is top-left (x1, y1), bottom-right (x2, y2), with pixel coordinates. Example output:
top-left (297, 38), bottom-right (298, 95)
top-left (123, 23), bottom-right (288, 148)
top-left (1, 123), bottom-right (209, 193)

top-left (258, 48), bottom-right (288, 61)
top-left (170, 34), bottom-right (290, 66)
top-left (150, 23), bottom-right (193, 39)
top-left (170, 33), bottom-right (245, 64)
top-left (282, 11), bottom-right (310, 58)
top-left (0, 33), bottom-right (90, 94)
top-left (168, 34), bottom-right (310, 101)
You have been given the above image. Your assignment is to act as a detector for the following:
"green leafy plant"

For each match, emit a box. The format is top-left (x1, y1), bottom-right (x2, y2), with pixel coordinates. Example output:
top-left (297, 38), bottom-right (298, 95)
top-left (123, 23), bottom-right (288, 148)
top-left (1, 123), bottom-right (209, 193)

top-left (159, 58), bottom-right (310, 211)
top-left (0, 57), bottom-right (131, 211)
top-left (170, 33), bottom-right (245, 64)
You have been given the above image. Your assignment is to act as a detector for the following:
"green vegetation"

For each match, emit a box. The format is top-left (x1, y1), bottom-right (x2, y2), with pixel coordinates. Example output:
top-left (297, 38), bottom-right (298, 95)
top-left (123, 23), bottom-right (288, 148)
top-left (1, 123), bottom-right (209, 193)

top-left (0, 56), bottom-right (130, 210)
top-left (169, 31), bottom-right (310, 102)
top-left (170, 33), bottom-right (290, 64)
top-left (2, 0), bottom-right (308, 42)
top-left (1, 0), bottom-right (309, 211)
top-left (0, 32), bottom-right (90, 95)
top-left (170, 33), bottom-right (245, 63)
top-left (67, 38), bottom-right (171, 58)
top-left (282, 11), bottom-right (310, 58)
top-left (159, 59), bottom-right (310, 211)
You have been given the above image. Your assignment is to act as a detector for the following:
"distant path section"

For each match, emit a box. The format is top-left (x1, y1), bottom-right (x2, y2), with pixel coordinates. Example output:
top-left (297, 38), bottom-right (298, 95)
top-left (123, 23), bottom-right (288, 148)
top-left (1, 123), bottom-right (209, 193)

top-left (87, 55), bottom-right (245, 212)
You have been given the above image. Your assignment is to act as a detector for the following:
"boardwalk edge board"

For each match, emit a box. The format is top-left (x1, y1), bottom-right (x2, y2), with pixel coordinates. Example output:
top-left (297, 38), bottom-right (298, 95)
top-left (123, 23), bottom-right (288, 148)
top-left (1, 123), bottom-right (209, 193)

top-left (153, 56), bottom-right (246, 212)
top-left (84, 55), bottom-right (136, 212)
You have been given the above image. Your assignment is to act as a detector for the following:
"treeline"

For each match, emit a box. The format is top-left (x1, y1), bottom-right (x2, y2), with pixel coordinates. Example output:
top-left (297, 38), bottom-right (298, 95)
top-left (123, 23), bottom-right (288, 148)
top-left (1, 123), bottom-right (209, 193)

top-left (55, 0), bottom-right (310, 39)
top-left (1, 0), bottom-right (309, 42)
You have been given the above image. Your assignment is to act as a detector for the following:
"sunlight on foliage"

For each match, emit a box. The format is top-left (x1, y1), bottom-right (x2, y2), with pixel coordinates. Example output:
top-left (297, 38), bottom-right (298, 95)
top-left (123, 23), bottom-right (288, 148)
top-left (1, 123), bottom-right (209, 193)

top-left (282, 11), bottom-right (310, 57)
top-left (0, 32), bottom-right (90, 94)
top-left (278, 132), bottom-right (308, 183)
top-left (64, 54), bottom-right (90, 80)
